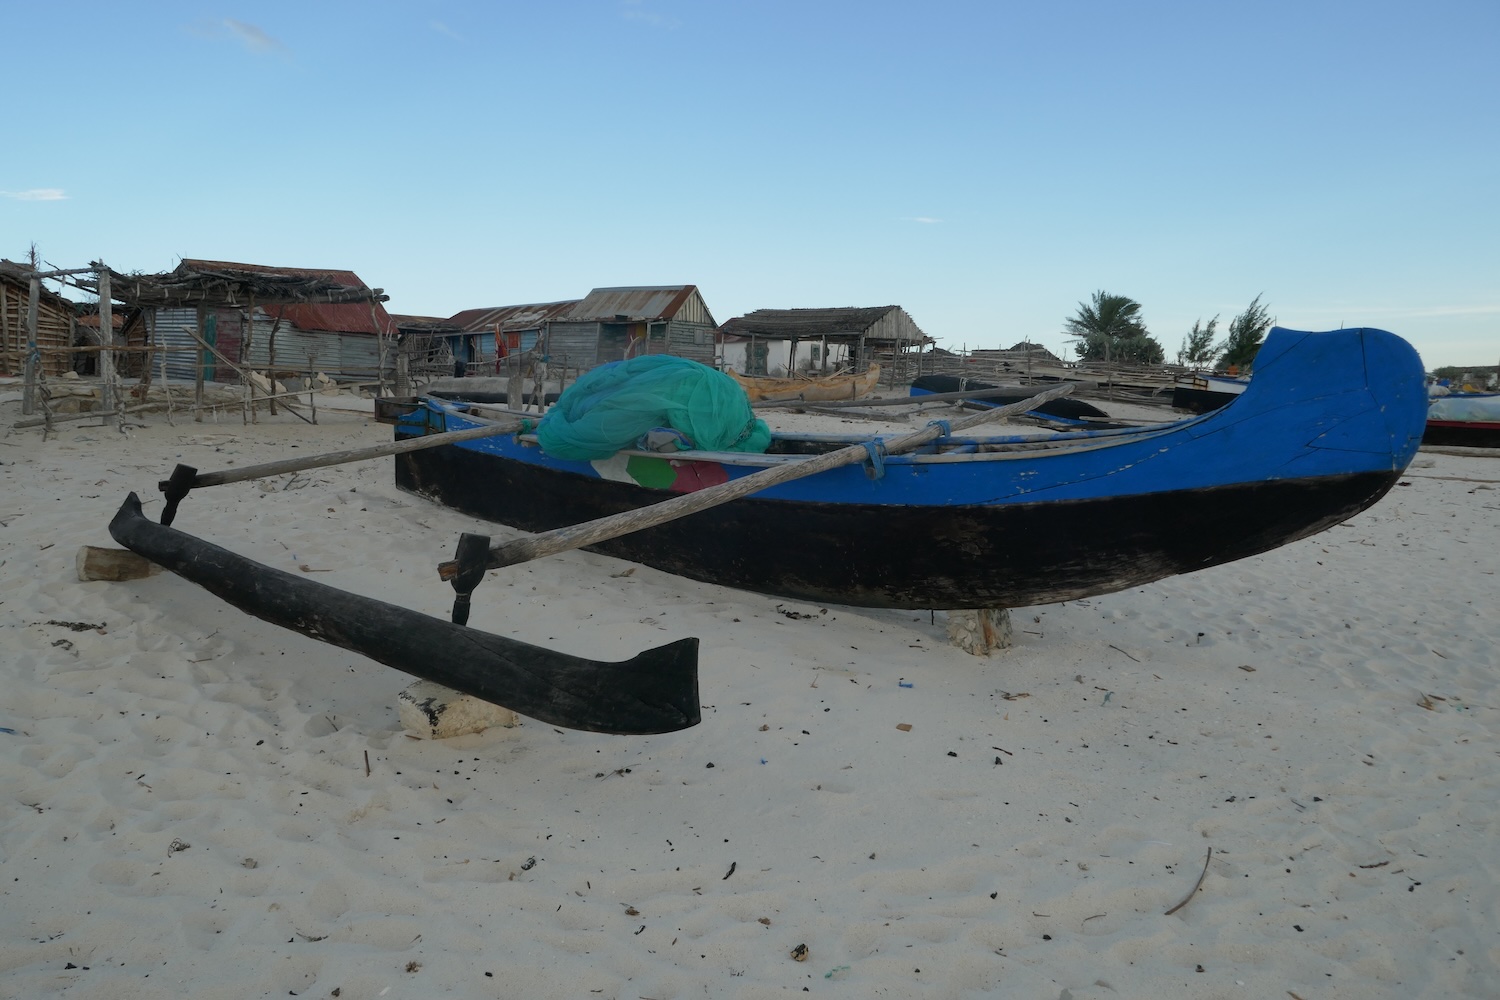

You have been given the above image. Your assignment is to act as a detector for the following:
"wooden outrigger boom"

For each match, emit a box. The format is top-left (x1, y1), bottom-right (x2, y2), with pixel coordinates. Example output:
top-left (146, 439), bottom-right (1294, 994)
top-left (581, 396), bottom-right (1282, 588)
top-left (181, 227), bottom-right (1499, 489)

top-left (109, 493), bottom-right (700, 735)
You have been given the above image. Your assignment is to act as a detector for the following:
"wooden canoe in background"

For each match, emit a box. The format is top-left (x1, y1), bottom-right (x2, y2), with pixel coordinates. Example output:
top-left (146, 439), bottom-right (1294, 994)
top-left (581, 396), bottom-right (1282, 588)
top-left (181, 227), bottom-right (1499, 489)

top-left (1423, 392), bottom-right (1500, 448)
top-left (730, 363), bottom-right (880, 403)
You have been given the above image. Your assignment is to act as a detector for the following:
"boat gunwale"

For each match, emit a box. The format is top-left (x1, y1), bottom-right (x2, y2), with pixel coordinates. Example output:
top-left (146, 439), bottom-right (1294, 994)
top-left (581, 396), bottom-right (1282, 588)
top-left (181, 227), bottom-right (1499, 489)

top-left (418, 395), bottom-right (1213, 468)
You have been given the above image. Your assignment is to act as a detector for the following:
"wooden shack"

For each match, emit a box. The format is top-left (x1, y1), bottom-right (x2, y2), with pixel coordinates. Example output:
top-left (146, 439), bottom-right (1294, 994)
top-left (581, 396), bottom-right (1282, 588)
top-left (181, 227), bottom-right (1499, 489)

top-left (717, 306), bottom-right (929, 379)
top-left (544, 286), bottom-right (717, 370)
top-left (445, 300), bottom-right (580, 374)
top-left (0, 260), bottom-right (76, 378)
top-left (117, 259), bottom-right (397, 385)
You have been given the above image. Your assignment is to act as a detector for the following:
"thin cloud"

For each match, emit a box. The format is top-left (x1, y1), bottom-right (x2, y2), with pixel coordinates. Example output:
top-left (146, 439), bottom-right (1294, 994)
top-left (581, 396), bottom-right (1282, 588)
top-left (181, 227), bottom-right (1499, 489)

top-left (225, 18), bottom-right (282, 53)
top-left (2, 188), bottom-right (68, 201)
top-left (621, 1), bottom-right (679, 28)
top-left (431, 21), bottom-right (463, 41)
top-left (183, 17), bottom-right (283, 52)
top-left (904, 216), bottom-right (942, 224)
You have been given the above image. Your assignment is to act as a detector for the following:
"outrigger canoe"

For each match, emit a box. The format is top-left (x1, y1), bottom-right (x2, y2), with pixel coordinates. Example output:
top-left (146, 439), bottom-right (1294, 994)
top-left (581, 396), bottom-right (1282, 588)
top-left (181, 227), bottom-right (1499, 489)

top-left (392, 327), bottom-right (1426, 610)
top-left (730, 363), bottom-right (880, 403)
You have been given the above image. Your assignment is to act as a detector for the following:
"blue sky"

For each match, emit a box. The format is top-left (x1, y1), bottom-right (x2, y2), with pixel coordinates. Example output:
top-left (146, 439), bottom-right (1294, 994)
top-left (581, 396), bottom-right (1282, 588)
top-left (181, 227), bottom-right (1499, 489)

top-left (4, 1), bottom-right (1496, 369)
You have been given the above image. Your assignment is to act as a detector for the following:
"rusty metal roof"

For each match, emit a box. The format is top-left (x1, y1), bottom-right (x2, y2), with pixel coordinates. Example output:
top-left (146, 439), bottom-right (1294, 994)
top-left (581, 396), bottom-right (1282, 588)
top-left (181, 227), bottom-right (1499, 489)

top-left (178, 259), bottom-right (396, 336)
top-left (447, 300), bottom-right (580, 332)
top-left (565, 286), bottom-right (704, 323)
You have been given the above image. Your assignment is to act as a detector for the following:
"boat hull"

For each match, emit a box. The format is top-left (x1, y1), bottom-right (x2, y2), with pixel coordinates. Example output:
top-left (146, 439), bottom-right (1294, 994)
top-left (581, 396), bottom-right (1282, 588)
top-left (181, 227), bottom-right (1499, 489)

top-left (1423, 420), bottom-right (1500, 448)
top-left (396, 445), bottom-right (1398, 608)
top-left (730, 364), bottom-right (880, 403)
top-left (1171, 374), bottom-right (1249, 414)
top-left (1423, 393), bottom-right (1500, 448)
top-left (395, 327), bottom-right (1426, 610)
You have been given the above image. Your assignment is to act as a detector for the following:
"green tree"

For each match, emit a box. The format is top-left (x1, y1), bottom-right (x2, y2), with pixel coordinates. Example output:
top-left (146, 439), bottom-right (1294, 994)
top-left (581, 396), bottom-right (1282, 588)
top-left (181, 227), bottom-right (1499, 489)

top-left (1221, 294), bottom-right (1273, 371)
top-left (1064, 291), bottom-right (1165, 365)
top-left (1176, 316), bottom-right (1222, 368)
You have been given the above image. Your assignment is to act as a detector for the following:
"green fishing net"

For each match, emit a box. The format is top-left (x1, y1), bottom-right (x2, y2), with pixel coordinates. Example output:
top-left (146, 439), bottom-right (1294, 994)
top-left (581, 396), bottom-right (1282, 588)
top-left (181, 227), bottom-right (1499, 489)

top-left (536, 356), bottom-right (772, 461)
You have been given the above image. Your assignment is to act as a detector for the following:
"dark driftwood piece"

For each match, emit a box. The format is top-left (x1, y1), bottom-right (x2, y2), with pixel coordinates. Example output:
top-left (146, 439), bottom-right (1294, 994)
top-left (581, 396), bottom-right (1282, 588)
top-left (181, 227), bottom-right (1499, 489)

top-left (1164, 847), bottom-right (1213, 916)
top-left (109, 493), bottom-right (699, 735)
top-left (438, 383), bottom-right (1075, 579)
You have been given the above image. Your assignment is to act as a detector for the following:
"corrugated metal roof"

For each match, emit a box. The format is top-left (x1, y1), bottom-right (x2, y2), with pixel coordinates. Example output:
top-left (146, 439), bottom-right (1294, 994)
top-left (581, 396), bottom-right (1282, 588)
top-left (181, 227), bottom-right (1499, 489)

top-left (447, 300), bottom-right (580, 332)
top-left (180, 258), bottom-right (396, 337)
top-left (565, 286), bottom-right (704, 323)
top-left (718, 306), bottom-right (901, 339)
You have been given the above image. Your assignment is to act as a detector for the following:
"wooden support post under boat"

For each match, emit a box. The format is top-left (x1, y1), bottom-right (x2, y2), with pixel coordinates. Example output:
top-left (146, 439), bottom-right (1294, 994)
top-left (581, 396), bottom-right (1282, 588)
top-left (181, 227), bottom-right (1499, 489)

top-left (946, 608), bottom-right (1014, 656)
top-left (108, 493), bottom-right (700, 735)
top-left (77, 544), bottom-right (162, 582)
top-left (156, 418), bottom-right (532, 525)
top-left (438, 383), bottom-right (1075, 580)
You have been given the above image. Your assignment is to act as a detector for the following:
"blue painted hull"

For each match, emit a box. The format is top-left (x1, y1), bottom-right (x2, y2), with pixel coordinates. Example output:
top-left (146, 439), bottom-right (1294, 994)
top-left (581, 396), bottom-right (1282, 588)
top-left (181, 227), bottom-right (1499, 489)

top-left (394, 327), bottom-right (1426, 608)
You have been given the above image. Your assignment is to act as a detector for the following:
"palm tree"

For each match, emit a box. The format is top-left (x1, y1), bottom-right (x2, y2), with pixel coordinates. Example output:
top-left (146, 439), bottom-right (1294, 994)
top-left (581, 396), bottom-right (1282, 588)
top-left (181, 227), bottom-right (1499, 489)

top-left (1065, 291), bottom-right (1164, 365)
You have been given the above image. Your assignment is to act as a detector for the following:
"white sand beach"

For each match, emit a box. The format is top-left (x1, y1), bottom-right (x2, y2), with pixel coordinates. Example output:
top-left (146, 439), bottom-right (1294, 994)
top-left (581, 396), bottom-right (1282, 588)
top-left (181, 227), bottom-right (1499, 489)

top-left (2, 392), bottom-right (1497, 999)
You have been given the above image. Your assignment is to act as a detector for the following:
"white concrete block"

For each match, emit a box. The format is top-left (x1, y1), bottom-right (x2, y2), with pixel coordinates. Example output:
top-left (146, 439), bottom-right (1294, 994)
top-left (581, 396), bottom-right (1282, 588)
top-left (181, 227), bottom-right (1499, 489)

top-left (397, 681), bottom-right (519, 739)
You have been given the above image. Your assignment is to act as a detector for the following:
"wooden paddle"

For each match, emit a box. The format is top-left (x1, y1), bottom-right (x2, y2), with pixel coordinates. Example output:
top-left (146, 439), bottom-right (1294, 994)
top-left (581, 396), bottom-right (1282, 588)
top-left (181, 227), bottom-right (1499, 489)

top-left (156, 418), bottom-right (530, 525)
top-left (438, 382), bottom-right (1074, 580)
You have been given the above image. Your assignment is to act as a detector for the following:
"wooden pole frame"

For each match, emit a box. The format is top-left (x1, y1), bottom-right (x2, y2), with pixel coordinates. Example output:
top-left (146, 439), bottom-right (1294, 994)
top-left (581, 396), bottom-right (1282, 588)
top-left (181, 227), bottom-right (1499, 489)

top-left (1, 281), bottom-right (9, 373)
top-left (179, 324), bottom-right (313, 426)
top-left (21, 277), bottom-right (40, 415)
top-left (98, 267), bottom-right (116, 429)
top-left (194, 306), bottom-right (206, 422)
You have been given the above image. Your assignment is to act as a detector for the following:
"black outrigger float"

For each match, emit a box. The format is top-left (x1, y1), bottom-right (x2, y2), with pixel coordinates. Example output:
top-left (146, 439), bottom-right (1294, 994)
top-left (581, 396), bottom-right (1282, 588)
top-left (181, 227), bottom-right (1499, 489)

top-left (109, 492), bottom-right (700, 735)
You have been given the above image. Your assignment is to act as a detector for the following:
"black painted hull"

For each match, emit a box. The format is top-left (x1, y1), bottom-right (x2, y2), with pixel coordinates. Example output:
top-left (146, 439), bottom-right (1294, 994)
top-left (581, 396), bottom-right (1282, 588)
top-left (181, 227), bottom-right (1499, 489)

top-left (108, 493), bottom-right (700, 734)
top-left (1423, 421), bottom-right (1500, 448)
top-left (396, 444), bottom-right (1400, 609)
top-left (1171, 386), bottom-right (1240, 414)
